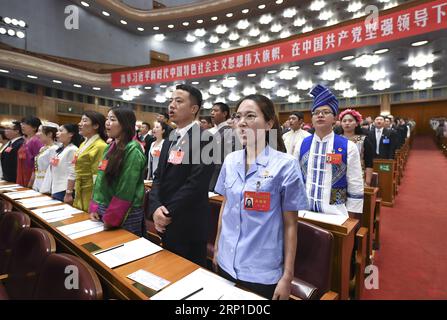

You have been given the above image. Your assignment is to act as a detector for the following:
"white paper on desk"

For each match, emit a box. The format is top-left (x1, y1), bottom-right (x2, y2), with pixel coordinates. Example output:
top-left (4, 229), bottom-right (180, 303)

top-left (57, 220), bottom-right (104, 239)
top-left (17, 195), bottom-right (52, 203)
top-left (298, 210), bottom-right (348, 226)
top-left (33, 204), bottom-right (83, 216)
top-left (45, 213), bottom-right (73, 223)
top-left (0, 184), bottom-right (21, 189)
top-left (4, 190), bottom-right (42, 199)
top-left (21, 199), bottom-right (62, 208)
top-left (127, 269), bottom-right (170, 292)
top-left (150, 268), bottom-right (236, 300)
top-left (208, 192), bottom-right (220, 198)
top-left (94, 237), bottom-right (162, 269)
top-left (219, 286), bottom-right (267, 300)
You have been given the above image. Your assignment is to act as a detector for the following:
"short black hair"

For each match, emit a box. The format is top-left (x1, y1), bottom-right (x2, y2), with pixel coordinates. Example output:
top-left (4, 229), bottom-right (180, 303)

top-left (12, 121), bottom-right (23, 135)
top-left (290, 112), bottom-right (305, 120)
top-left (375, 115), bottom-right (385, 120)
top-left (213, 102), bottom-right (230, 120)
top-left (176, 84), bottom-right (203, 109)
top-left (200, 116), bottom-right (213, 125)
top-left (21, 116), bottom-right (41, 132)
top-left (160, 112), bottom-right (169, 120)
top-left (142, 122), bottom-right (151, 129)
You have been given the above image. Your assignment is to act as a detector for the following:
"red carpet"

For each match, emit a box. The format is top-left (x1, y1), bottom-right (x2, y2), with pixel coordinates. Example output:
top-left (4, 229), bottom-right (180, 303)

top-left (363, 136), bottom-right (447, 300)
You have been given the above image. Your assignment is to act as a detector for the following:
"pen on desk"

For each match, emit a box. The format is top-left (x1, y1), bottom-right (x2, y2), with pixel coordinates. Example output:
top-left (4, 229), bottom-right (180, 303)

top-left (94, 243), bottom-right (124, 255)
top-left (180, 287), bottom-right (203, 300)
top-left (41, 207), bottom-right (65, 214)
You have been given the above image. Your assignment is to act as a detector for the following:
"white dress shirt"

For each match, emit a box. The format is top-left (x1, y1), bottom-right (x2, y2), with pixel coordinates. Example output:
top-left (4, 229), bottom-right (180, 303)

top-left (375, 128), bottom-right (383, 155)
top-left (298, 132), bottom-right (364, 216)
top-left (42, 144), bottom-right (78, 194)
top-left (282, 128), bottom-right (311, 157)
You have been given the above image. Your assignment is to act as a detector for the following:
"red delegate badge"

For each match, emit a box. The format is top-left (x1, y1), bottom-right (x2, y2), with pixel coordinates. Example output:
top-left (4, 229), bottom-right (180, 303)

top-left (5, 147), bottom-right (12, 153)
top-left (244, 191), bottom-right (271, 212)
top-left (99, 159), bottom-right (108, 171)
top-left (152, 149), bottom-right (161, 158)
top-left (50, 157), bottom-right (60, 167)
top-left (326, 153), bottom-right (342, 165)
top-left (168, 150), bottom-right (184, 165)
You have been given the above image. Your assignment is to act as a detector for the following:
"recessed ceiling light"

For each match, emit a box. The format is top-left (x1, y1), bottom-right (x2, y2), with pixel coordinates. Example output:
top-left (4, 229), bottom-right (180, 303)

top-left (411, 40), bottom-right (428, 47)
top-left (144, 86), bottom-right (152, 90)
top-left (267, 70), bottom-right (277, 74)
top-left (226, 13), bottom-right (233, 18)
top-left (209, 79), bottom-right (218, 83)
top-left (27, 75), bottom-right (38, 79)
top-left (374, 48), bottom-right (389, 54)
top-left (102, 11), bottom-right (110, 17)
top-left (276, 0), bottom-right (284, 4)
top-left (120, 20), bottom-right (127, 25)
top-left (197, 19), bottom-right (203, 24)
top-left (160, 84), bottom-right (167, 88)
top-left (0, 27), bottom-right (6, 34)
top-left (92, 87), bottom-right (101, 91)
top-left (242, 9), bottom-right (249, 14)
top-left (16, 31), bottom-right (25, 38)
top-left (7, 29), bottom-right (15, 36)
top-left (289, 66), bottom-right (300, 70)
top-left (73, 84), bottom-right (82, 88)
top-left (154, 34), bottom-right (165, 41)
top-left (52, 80), bottom-right (62, 84)
top-left (211, 16), bottom-right (218, 21)
top-left (3, 17), bottom-right (11, 24)
top-left (0, 69), bottom-right (10, 73)
top-left (153, 26), bottom-right (159, 31)
top-left (192, 81), bottom-right (199, 85)
top-left (114, 88), bottom-right (122, 92)
top-left (247, 73), bottom-right (256, 77)
top-left (342, 55), bottom-right (355, 61)
top-left (182, 22), bottom-right (189, 26)
top-left (258, 4), bottom-right (266, 9)
top-left (314, 61), bottom-right (325, 66)
top-left (80, 1), bottom-right (89, 7)
top-left (168, 24), bottom-right (174, 29)
top-left (137, 27), bottom-right (144, 31)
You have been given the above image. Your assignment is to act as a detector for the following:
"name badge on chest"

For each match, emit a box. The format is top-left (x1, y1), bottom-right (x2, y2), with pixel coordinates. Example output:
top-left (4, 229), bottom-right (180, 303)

top-left (50, 157), bottom-right (60, 167)
top-left (98, 159), bottom-right (108, 171)
top-left (168, 150), bottom-right (184, 165)
top-left (5, 147), bottom-right (12, 153)
top-left (152, 149), bottom-right (161, 158)
top-left (243, 191), bottom-right (271, 212)
top-left (382, 137), bottom-right (390, 144)
top-left (326, 153), bottom-right (342, 165)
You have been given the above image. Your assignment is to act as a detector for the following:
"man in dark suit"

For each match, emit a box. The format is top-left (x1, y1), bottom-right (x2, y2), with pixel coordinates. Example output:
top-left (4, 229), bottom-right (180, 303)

top-left (368, 115), bottom-right (397, 159)
top-left (138, 122), bottom-right (155, 160)
top-left (1, 121), bottom-right (24, 182)
top-left (147, 84), bottom-right (214, 267)
top-left (209, 102), bottom-right (233, 192)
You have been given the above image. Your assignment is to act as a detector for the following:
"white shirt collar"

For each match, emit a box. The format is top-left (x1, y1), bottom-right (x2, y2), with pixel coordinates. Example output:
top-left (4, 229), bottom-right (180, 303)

top-left (313, 131), bottom-right (334, 142)
top-left (9, 136), bottom-right (23, 144)
top-left (175, 121), bottom-right (196, 140)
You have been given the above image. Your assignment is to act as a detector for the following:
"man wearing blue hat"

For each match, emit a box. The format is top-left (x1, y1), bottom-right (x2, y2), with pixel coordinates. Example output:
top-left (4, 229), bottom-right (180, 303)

top-left (297, 85), bottom-right (364, 218)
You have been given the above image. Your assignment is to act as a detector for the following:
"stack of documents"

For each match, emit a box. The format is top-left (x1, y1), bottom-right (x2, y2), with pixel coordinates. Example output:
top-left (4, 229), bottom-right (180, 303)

top-left (0, 184), bottom-right (22, 192)
top-left (298, 211), bottom-right (348, 226)
top-left (93, 237), bottom-right (162, 268)
top-left (17, 196), bottom-right (62, 208)
top-left (57, 220), bottom-right (104, 239)
top-left (150, 268), bottom-right (265, 300)
top-left (3, 190), bottom-right (42, 199)
top-left (32, 204), bottom-right (83, 222)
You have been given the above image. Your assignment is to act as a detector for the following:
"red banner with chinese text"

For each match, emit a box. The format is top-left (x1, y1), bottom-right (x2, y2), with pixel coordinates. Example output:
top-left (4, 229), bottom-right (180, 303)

top-left (111, 0), bottom-right (447, 87)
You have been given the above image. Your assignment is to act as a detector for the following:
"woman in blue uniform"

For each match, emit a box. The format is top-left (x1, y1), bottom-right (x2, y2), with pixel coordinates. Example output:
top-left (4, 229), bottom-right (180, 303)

top-left (213, 94), bottom-right (308, 300)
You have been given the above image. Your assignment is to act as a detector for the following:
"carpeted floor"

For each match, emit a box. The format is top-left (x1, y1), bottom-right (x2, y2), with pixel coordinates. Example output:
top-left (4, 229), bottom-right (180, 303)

top-left (362, 135), bottom-right (447, 299)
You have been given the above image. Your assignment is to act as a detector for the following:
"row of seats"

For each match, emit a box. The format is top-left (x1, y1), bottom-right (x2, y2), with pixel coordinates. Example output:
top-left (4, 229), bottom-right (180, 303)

top-left (0, 211), bottom-right (103, 300)
top-left (143, 191), bottom-right (336, 300)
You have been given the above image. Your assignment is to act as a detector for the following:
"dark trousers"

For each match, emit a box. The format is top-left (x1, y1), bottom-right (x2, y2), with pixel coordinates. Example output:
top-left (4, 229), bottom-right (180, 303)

top-left (163, 239), bottom-right (207, 268)
top-left (218, 266), bottom-right (277, 299)
top-left (52, 190), bottom-right (66, 201)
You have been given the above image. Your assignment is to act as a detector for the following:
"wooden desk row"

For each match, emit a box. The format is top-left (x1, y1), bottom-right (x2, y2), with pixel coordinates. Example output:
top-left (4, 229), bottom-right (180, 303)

top-left (0, 183), bottom-right (199, 300)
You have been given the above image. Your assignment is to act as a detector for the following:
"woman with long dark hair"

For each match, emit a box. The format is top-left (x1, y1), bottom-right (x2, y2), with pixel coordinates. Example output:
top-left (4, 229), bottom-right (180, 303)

top-left (17, 116), bottom-right (44, 186)
top-left (339, 109), bottom-right (374, 186)
top-left (43, 124), bottom-right (82, 201)
top-left (29, 122), bottom-right (59, 192)
top-left (68, 111), bottom-right (107, 210)
top-left (146, 120), bottom-right (169, 180)
top-left (213, 94), bottom-right (308, 299)
top-left (89, 107), bottom-right (147, 236)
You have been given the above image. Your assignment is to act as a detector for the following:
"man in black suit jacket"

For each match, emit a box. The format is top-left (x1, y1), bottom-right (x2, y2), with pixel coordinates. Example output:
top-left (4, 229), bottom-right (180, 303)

top-left (147, 84), bottom-right (214, 267)
top-left (138, 122), bottom-right (155, 159)
top-left (368, 115), bottom-right (397, 159)
top-left (1, 121), bottom-right (24, 182)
